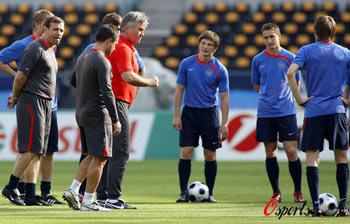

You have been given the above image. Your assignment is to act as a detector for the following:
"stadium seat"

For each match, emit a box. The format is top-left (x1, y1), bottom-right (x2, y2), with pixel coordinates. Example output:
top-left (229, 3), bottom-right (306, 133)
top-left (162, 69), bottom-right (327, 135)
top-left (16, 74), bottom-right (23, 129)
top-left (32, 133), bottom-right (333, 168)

top-left (64, 13), bottom-right (79, 26)
top-left (104, 2), bottom-right (118, 14)
top-left (183, 11), bottom-right (198, 25)
top-left (205, 12), bottom-right (219, 25)
top-left (194, 23), bottom-right (208, 35)
top-left (10, 13), bottom-right (24, 26)
top-left (85, 13), bottom-right (100, 26)
top-left (223, 45), bottom-right (238, 58)
top-left (83, 2), bottom-right (96, 14)
top-left (186, 35), bottom-right (198, 47)
top-left (173, 23), bottom-right (187, 36)
top-left (284, 23), bottom-right (298, 35)
top-left (217, 56), bottom-right (229, 68)
top-left (288, 46), bottom-right (299, 54)
top-left (340, 11), bottom-right (350, 23)
top-left (166, 35), bottom-right (180, 48)
top-left (281, 2), bottom-right (296, 14)
top-left (260, 2), bottom-right (275, 14)
top-left (272, 11), bottom-right (286, 24)
top-left (165, 57), bottom-right (180, 70)
top-left (191, 2), bottom-right (207, 14)
top-left (67, 35), bottom-right (82, 48)
top-left (305, 22), bottom-right (314, 34)
top-left (213, 2), bottom-right (228, 14)
top-left (225, 11), bottom-right (240, 25)
top-left (241, 22), bottom-right (256, 35)
top-left (1, 24), bottom-right (15, 36)
top-left (254, 34), bottom-right (264, 46)
top-left (244, 46), bottom-right (258, 58)
top-left (63, 26), bottom-right (71, 37)
top-left (301, 2), bottom-right (317, 14)
top-left (342, 33), bottom-right (350, 45)
top-left (336, 23), bottom-right (345, 35)
top-left (63, 3), bottom-right (76, 13)
top-left (154, 46), bottom-right (169, 58)
top-left (251, 12), bottom-right (266, 25)
top-left (0, 35), bottom-right (8, 47)
top-left (59, 46), bottom-right (74, 59)
top-left (296, 34), bottom-right (310, 46)
top-left (76, 24), bottom-right (91, 36)
top-left (235, 57), bottom-right (250, 69)
top-left (0, 3), bottom-right (9, 15)
top-left (314, 11), bottom-right (327, 20)
top-left (292, 12), bottom-right (307, 24)
top-left (233, 34), bottom-right (248, 46)
top-left (234, 2), bottom-right (249, 15)
top-left (16, 3), bottom-right (31, 15)
top-left (41, 3), bottom-right (55, 13)
top-left (56, 57), bottom-right (65, 70)
top-left (280, 34), bottom-right (290, 46)
top-left (321, 1), bottom-right (338, 15)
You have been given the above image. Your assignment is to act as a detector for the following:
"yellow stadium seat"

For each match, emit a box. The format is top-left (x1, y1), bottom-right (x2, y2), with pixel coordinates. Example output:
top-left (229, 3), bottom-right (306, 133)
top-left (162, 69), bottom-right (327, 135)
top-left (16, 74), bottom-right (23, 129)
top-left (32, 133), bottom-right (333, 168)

top-left (17, 3), bottom-right (30, 15)
top-left (63, 26), bottom-right (70, 37)
top-left (60, 47), bottom-right (74, 59)
top-left (233, 34), bottom-right (247, 46)
top-left (336, 23), bottom-right (345, 35)
top-left (288, 46), bottom-right (299, 54)
top-left (83, 2), bottom-right (96, 14)
top-left (154, 46), bottom-right (169, 58)
top-left (251, 12), bottom-right (266, 24)
top-left (65, 13), bottom-right (79, 26)
top-left (260, 2), bottom-right (275, 14)
top-left (242, 23), bottom-right (256, 35)
top-left (293, 12), bottom-right (307, 24)
top-left (165, 57), bottom-right (180, 70)
top-left (296, 34), bottom-right (310, 46)
top-left (194, 23), bottom-right (208, 35)
top-left (223, 45), bottom-right (238, 58)
top-left (314, 11), bottom-right (327, 20)
top-left (218, 56), bottom-right (229, 67)
top-left (184, 12), bottom-right (198, 24)
top-left (305, 22), bottom-right (314, 34)
top-left (213, 2), bottom-right (228, 14)
top-left (272, 12), bottom-right (286, 24)
top-left (280, 34), bottom-right (289, 46)
top-left (254, 34), bottom-right (264, 46)
top-left (225, 11), bottom-right (240, 24)
top-left (186, 35), bottom-right (198, 47)
top-left (174, 23), bottom-right (187, 36)
top-left (0, 35), bottom-right (8, 47)
top-left (284, 23), bottom-right (298, 35)
top-left (244, 46), bottom-right (258, 58)
top-left (104, 3), bottom-right (118, 13)
top-left (302, 2), bottom-right (316, 13)
top-left (205, 12), bottom-right (219, 25)
top-left (56, 57), bottom-right (65, 70)
top-left (67, 35), bottom-right (82, 48)
top-left (0, 3), bottom-right (9, 15)
top-left (235, 57), bottom-right (250, 69)
top-left (340, 12), bottom-right (350, 23)
top-left (166, 36), bottom-right (179, 48)
top-left (76, 24), bottom-right (91, 36)
top-left (281, 2), bottom-right (295, 13)
top-left (85, 13), bottom-right (100, 25)
top-left (63, 3), bottom-right (75, 13)
top-left (192, 2), bottom-right (207, 14)
top-left (1, 24), bottom-right (16, 36)
top-left (234, 2), bottom-right (249, 15)
top-left (10, 14), bottom-right (24, 26)
top-left (322, 1), bottom-right (337, 14)
top-left (41, 3), bottom-right (55, 13)
top-left (343, 34), bottom-right (350, 45)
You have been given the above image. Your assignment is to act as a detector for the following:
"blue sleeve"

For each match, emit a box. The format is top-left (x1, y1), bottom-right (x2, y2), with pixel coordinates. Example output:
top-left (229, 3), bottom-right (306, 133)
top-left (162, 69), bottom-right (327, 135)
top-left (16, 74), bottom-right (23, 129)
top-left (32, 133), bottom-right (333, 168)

top-left (0, 40), bottom-right (25, 64)
top-left (251, 57), bottom-right (260, 84)
top-left (84, 43), bottom-right (95, 52)
top-left (218, 65), bottom-right (229, 93)
top-left (176, 59), bottom-right (187, 86)
top-left (134, 50), bottom-right (144, 73)
top-left (293, 47), bottom-right (306, 68)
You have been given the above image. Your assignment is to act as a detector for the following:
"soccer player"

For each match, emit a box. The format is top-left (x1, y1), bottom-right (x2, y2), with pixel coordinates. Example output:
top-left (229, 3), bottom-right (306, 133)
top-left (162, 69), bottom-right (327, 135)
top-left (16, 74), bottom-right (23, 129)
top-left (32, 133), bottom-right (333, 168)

top-left (287, 15), bottom-right (350, 216)
top-left (173, 30), bottom-right (229, 203)
top-left (103, 11), bottom-right (159, 209)
top-left (63, 25), bottom-right (121, 211)
top-left (1, 16), bottom-right (64, 206)
top-left (251, 23), bottom-right (304, 203)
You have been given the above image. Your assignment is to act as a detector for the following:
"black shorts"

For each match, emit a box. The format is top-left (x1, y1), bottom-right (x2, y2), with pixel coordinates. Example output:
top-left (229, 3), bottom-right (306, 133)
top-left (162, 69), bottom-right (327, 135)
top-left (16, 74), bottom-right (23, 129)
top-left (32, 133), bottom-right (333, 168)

top-left (301, 113), bottom-right (348, 152)
top-left (256, 115), bottom-right (298, 142)
top-left (16, 92), bottom-right (51, 155)
top-left (47, 110), bottom-right (58, 153)
top-left (179, 106), bottom-right (221, 150)
top-left (80, 125), bottom-right (113, 158)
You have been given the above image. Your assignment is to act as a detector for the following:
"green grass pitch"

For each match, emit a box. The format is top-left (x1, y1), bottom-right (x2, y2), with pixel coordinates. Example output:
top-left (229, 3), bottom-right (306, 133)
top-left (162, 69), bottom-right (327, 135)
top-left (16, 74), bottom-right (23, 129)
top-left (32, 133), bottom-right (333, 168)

top-left (0, 160), bottom-right (348, 223)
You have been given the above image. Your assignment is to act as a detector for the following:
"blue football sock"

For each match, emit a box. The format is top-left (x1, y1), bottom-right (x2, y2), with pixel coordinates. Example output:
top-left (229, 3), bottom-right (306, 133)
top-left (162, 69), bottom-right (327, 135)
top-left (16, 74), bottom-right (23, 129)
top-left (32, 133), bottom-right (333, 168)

top-left (178, 159), bottom-right (191, 194)
top-left (306, 166), bottom-right (319, 210)
top-left (288, 158), bottom-right (302, 192)
top-left (205, 160), bottom-right (217, 196)
top-left (265, 157), bottom-right (279, 193)
top-left (336, 163), bottom-right (349, 209)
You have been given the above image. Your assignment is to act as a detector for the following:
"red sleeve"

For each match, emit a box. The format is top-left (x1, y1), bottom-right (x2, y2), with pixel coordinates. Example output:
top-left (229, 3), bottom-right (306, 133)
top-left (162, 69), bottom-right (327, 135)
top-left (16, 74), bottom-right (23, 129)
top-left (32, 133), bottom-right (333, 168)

top-left (116, 46), bottom-right (133, 74)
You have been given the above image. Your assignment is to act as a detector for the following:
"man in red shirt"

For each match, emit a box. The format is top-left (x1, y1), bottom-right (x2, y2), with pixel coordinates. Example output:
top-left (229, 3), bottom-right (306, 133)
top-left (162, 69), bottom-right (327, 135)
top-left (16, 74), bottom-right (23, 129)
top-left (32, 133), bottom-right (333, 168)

top-left (104, 11), bottom-right (159, 209)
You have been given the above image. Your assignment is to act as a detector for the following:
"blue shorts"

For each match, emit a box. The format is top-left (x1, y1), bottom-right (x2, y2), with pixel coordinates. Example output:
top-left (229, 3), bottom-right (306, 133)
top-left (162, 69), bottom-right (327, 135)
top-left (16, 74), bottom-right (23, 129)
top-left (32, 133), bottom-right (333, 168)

top-left (47, 110), bottom-right (59, 153)
top-left (256, 115), bottom-right (298, 142)
top-left (301, 113), bottom-right (348, 152)
top-left (180, 106), bottom-right (221, 150)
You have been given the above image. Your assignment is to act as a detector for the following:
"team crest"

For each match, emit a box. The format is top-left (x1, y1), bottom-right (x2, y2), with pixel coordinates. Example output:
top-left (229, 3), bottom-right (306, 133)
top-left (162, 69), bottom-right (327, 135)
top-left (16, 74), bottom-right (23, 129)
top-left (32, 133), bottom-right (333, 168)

top-left (278, 62), bottom-right (285, 69)
top-left (206, 69), bottom-right (213, 76)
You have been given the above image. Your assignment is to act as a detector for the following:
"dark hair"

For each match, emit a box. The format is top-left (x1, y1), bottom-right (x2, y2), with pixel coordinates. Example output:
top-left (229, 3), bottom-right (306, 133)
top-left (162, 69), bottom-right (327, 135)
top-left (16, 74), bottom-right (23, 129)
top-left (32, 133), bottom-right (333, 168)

top-left (314, 15), bottom-right (336, 41)
top-left (96, 25), bottom-right (119, 42)
top-left (32, 9), bottom-right (53, 29)
top-left (43, 16), bottom-right (64, 29)
top-left (102, 12), bottom-right (122, 28)
top-left (261, 23), bottom-right (281, 35)
top-left (198, 30), bottom-right (220, 48)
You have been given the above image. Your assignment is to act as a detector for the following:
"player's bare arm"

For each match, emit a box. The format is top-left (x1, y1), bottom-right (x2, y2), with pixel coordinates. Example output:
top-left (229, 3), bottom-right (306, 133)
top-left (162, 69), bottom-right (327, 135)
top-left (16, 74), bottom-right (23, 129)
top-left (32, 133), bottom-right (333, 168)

top-left (7, 71), bottom-right (27, 109)
top-left (121, 70), bottom-right (159, 87)
top-left (287, 63), bottom-right (313, 106)
top-left (341, 85), bottom-right (350, 106)
top-left (219, 92), bottom-right (229, 141)
top-left (0, 61), bottom-right (16, 78)
top-left (253, 84), bottom-right (260, 92)
top-left (172, 84), bottom-right (184, 131)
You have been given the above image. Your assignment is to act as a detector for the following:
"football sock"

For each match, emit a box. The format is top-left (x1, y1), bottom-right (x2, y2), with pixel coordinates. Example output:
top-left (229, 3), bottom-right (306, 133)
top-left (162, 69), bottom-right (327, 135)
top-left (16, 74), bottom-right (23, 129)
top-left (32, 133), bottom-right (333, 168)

top-left (78, 154), bottom-right (87, 195)
top-left (41, 181), bottom-right (51, 198)
top-left (336, 163), bottom-right (349, 209)
top-left (69, 179), bottom-right (82, 194)
top-left (17, 181), bottom-right (25, 194)
top-left (83, 192), bottom-right (94, 205)
top-left (178, 159), bottom-right (191, 194)
top-left (205, 160), bottom-right (217, 196)
top-left (288, 158), bottom-right (302, 192)
top-left (265, 157), bottom-right (279, 193)
top-left (7, 174), bottom-right (20, 190)
top-left (25, 183), bottom-right (36, 200)
top-left (306, 166), bottom-right (319, 210)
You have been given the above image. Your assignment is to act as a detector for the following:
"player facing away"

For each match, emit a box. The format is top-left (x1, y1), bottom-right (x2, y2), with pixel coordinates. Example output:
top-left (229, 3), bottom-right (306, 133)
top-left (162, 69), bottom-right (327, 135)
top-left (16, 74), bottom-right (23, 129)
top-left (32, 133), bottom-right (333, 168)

top-left (63, 25), bottom-right (121, 211)
top-left (251, 23), bottom-right (304, 203)
top-left (1, 16), bottom-right (64, 206)
top-left (173, 30), bottom-right (229, 203)
top-left (287, 15), bottom-right (350, 217)
top-left (0, 9), bottom-right (64, 205)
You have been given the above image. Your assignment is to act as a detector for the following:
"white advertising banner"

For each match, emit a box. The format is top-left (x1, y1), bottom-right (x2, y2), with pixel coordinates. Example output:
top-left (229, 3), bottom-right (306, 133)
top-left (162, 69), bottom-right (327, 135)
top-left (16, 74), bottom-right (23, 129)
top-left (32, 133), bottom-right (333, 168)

top-left (0, 111), bottom-right (154, 161)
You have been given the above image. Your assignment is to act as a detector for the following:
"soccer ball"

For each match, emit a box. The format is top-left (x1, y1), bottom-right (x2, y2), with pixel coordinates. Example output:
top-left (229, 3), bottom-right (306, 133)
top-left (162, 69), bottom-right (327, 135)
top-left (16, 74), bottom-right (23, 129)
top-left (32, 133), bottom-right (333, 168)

top-left (187, 181), bottom-right (209, 202)
top-left (319, 193), bottom-right (338, 216)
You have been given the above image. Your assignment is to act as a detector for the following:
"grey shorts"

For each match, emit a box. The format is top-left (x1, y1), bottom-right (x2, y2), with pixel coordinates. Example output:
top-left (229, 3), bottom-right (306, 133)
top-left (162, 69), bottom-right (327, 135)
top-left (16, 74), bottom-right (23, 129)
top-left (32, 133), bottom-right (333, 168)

top-left (80, 125), bottom-right (113, 158)
top-left (16, 91), bottom-right (51, 155)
